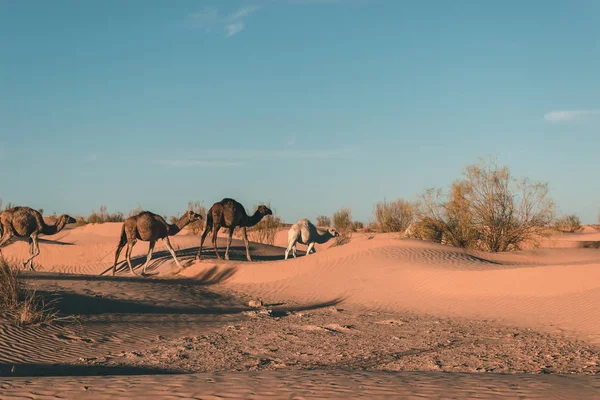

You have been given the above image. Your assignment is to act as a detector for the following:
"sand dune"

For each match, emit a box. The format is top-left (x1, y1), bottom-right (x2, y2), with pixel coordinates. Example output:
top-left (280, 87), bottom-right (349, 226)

top-left (1, 223), bottom-right (600, 397)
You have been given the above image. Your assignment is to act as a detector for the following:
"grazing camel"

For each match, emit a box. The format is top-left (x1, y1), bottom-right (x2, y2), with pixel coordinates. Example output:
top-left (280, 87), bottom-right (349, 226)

top-left (111, 210), bottom-right (202, 276)
top-left (285, 218), bottom-right (339, 260)
top-left (0, 206), bottom-right (76, 270)
top-left (196, 198), bottom-right (273, 262)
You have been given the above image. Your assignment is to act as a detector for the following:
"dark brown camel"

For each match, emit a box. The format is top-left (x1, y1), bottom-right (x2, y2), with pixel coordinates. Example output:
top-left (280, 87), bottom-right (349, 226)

top-left (0, 206), bottom-right (76, 270)
top-left (196, 198), bottom-right (273, 262)
top-left (110, 209), bottom-right (202, 276)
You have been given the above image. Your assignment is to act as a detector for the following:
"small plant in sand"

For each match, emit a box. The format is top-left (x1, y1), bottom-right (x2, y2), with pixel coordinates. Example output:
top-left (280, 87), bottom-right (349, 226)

top-left (554, 214), bottom-right (582, 233)
top-left (316, 215), bottom-right (331, 228)
top-left (331, 207), bottom-right (353, 246)
top-left (374, 198), bottom-right (415, 233)
top-left (246, 202), bottom-right (283, 245)
top-left (411, 158), bottom-right (555, 252)
top-left (0, 260), bottom-right (58, 326)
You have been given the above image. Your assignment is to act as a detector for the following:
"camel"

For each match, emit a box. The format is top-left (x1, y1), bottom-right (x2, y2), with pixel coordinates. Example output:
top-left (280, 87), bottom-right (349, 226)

top-left (0, 206), bottom-right (76, 270)
top-left (196, 198), bottom-right (273, 262)
top-left (285, 218), bottom-right (339, 260)
top-left (111, 209), bottom-right (202, 276)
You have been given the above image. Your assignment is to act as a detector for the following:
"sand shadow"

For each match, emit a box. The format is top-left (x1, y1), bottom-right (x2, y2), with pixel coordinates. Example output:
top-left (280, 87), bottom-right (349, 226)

top-left (35, 285), bottom-right (344, 319)
top-left (578, 241), bottom-right (600, 249)
top-left (0, 363), bottom-right (178, 377)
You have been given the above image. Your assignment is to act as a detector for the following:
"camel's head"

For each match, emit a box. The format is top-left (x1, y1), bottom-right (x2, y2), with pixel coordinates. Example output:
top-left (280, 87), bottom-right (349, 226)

top-left (328, 228), bottom-right (340, 238)
top-left (185, 210), bottom-right (203, 223)
top-left (257, 205), bottom-right (273, 216)
top-left (62, 215), bottom-right (77, 224)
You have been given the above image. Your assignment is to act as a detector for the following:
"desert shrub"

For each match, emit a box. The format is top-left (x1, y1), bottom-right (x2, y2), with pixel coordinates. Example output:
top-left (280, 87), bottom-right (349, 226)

top-left (413, 159), bottom-right (555, 252)
top-left (374, 198), bottom-right (415, 233)
top-left (0, 260), bottom-right (57, 326)
top-left (352, 221), bottom-right (364, 231)
top-left (554, 214), bottom-right (581, 233)
top-left (246, 202), bottom-right (283, 245)
top-left (186, 201), bottom-right (207, 235)
top-left (0, 199), bottom-right (14, 211)
top-left (84, 205), bottom-right (124, 224)
top-left (316, 215), bottom-right (332, 227)
top-left (331, 207), bottom-right (353, 246)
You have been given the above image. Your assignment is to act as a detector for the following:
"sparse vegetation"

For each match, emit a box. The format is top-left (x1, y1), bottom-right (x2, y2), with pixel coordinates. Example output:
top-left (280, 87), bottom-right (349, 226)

top-left (374, 198), bottom-right (415, 233)
top-left (410, 159), bottom-right (555, 252)
top-left (0, 260), bottom-right (57, 326)
top-left (127, 206), bottom-right (144, 218)
top-left (352, 221), bottom-right (364, 231)
top-left (316, 215), bottom-right (331, 227)
top-left (186, 201), bottom-right (207, 235)
top-left (78, 205), bottom-right (124, 225)
top-left (247, 202), bottom-right (283, 245)
top-left (332, 207), bottom-right (353, 246)
top-left (0, 199), bottom-right (14, 211)
top-left (554, 214), bottom-right (582, 233)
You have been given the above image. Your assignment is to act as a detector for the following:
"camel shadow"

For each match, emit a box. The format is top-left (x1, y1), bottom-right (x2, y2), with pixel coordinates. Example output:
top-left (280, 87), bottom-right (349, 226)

top-left (27, 265), bottom-right (239, 287)
top-left (2, 237), bottom-right (75, 246)
top-left (114, 241), bottom-right (305, 275)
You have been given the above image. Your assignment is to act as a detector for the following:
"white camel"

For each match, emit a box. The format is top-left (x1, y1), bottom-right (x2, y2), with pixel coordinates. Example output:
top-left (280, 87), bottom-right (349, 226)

top-left (285, 218), bottom-right (339, 260)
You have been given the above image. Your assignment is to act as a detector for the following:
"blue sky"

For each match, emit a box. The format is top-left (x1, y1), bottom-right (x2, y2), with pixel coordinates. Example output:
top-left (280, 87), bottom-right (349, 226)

top-left (1, 0), bottom-right (599, 223)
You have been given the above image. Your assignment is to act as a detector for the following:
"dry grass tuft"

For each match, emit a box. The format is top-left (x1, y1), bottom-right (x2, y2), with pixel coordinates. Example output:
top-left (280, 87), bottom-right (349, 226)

top-left (554, 214), bottom-right (582, 233)
top-left (0, 260), bottom-right (59, 326)
top-left (246, 202), bottom-right (283, 245)
top-left (331, 208), bottom-right (353, 247)
top-left (374, 198), bottom-right (415, 233)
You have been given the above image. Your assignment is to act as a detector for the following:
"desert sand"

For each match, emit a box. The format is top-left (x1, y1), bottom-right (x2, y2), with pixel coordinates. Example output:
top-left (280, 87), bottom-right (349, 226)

top-left (1, 223), bottom-right (600, 398)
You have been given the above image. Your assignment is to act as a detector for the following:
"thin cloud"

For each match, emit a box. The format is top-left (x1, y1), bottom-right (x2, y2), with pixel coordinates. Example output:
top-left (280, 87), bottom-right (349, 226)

top-left (156, 160), bottom-right (243, 168)
top-left (544, 109), bottom-right (600, 122)
top-left (155, 146), bottom-right (356, 168)
top-left (185, 5), bottom-right (259, 37)
top-left (84, 154), bottom-right (98, 163)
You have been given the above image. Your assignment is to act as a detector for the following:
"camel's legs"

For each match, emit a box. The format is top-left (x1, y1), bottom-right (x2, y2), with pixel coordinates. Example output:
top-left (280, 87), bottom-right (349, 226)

top-left (163, 236), bottom-right (182, 269)
top-left (197, 221), bottom-right (212, 260)
top-left (292, 245), bottom-right (297, 258)
top-left (285, 238), bottom-right (297, 260)
top-left (224, 227), bottom-right (235, 261)
top-left (242, 226), bottom-right (252, 262)
top-left (212, 224), bottom-right (222, 259)
top-left (125, 239), bottom-right (137, 275)
top-left (306, 242), bottom-right (316, 255)
top-left (23, 237), bottom-right (34, 270)
top-left (22, 235), bottom-right (40, 271)
top-left (112, 242), bottom-right (127, 276)
top-left (141, 240), bottom-right (156, 275)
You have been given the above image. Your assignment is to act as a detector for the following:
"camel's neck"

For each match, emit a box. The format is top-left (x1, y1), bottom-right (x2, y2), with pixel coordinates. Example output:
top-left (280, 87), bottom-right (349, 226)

top-left (168, 214), bottom-right (192, 235)
top-left (245, 211), bottom-right (265, 228)
top-left (42, 216), bottom-right (67, 235)
top-left (314, 230), bottom-right (333, 244)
